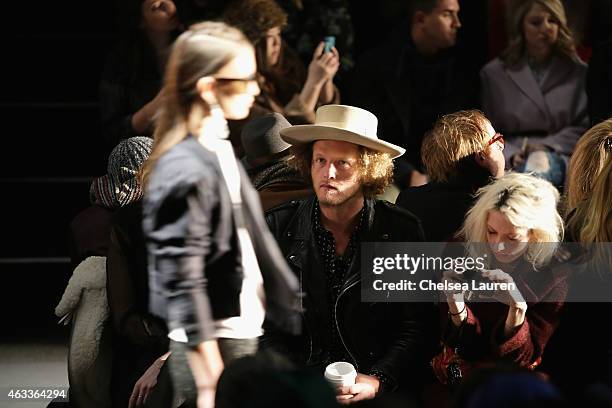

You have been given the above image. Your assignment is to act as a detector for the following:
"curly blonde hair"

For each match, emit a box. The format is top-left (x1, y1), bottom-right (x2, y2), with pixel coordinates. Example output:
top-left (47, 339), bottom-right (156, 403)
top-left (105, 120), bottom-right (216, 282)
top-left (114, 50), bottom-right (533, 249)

top-left (422, 110), bottom-right (492, 183)
top-left (289, 142), bottom-right (394, 198)
top-left (501, 0), bottom-right (578, 66)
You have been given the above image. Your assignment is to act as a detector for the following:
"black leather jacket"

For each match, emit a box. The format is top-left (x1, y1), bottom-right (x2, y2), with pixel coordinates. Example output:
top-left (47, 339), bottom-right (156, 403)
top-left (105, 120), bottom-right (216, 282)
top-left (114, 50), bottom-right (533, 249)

top-left (263, 196), bottom-right (438, 390)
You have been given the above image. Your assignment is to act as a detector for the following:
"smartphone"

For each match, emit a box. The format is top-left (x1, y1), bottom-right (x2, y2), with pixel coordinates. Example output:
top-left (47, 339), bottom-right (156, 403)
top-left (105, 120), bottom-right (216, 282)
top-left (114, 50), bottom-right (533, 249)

top-left (323, 36), bottom-right (335, 53)
top-left (461, 269), bottom-right (487, 284)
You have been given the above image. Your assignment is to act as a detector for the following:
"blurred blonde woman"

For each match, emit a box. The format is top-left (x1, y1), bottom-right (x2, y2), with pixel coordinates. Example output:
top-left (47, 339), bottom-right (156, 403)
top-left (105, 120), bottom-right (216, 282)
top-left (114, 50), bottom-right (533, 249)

top-left (433, 173), bottom-right (568, 385)
top-left (564, 118), bottom-right (612, 216)
top-left (546, 136), bottom-right (612, 400)
top-left (568, 158), bottom-right (612, 243)
top-left (480, 0), bottom-right (588, 186)
top-left (141, 22), bottom-right (301, 407)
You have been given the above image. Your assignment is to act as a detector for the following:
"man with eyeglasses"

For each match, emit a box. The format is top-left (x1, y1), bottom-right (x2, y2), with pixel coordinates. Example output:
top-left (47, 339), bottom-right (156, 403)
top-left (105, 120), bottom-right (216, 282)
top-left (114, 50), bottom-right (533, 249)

top-left (396, 110), bottom-right (505, 242)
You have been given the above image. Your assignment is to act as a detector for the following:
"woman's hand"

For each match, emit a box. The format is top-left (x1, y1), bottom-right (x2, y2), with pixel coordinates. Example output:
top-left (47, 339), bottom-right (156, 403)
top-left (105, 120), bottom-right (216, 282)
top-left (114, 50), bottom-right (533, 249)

top-left (128, 358), bottom-right (164, 407)
top-left (300, 42), bottom-right (340, 111)
top-left (131, 89), bottom-right (164, 134)
top-left (479, 269), bottom-right (527, 336)
top-left (441, 270), bottom-right (466, 303)
top-left (306, 41), bottom-right (340, 86)
top-left (441, 270), bottom-right (468, 325)
top-left (480, 269), bottom-right (526, 307)
top-left (510, 143), bottom-right (550, 170)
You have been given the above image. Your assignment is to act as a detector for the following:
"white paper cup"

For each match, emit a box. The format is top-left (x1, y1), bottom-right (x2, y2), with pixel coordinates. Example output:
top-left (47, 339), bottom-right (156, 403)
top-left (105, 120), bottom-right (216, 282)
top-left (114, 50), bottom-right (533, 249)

top-left (324, 362), bottom-right (357, 387)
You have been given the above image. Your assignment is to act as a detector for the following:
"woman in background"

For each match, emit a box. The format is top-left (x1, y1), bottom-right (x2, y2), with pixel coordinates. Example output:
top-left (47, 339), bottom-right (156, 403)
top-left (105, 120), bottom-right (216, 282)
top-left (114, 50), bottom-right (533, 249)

top-left (100, 0), bottom-right (182, 148)
top-left (223, 0), bottom-right (340, 151)
top-left (480, 0), bottom-right (588, 186)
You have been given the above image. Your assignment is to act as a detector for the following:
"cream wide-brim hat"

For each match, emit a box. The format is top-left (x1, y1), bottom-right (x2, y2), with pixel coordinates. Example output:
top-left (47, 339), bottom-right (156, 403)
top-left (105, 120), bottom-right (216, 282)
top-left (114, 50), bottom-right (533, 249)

top-left (279, 105), bottom-right (405, 159)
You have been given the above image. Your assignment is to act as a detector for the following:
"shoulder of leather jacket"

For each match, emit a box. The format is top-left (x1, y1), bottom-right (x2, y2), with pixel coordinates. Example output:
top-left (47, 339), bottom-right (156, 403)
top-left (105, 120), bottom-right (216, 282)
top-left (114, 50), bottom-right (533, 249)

top-left (376, 200), bottom-right (421, 225)
top-left (265, 199), bottom-right (302, 215)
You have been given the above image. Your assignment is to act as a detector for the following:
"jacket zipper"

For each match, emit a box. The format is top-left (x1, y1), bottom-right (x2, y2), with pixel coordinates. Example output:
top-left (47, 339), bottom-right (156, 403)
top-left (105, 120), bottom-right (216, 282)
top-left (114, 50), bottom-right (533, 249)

top-left (290, 253), bottom-right (314, 365)
top-left (335, 276), bottom-right (360, 369)
top-left (301, 267), bottom-right (314, 364)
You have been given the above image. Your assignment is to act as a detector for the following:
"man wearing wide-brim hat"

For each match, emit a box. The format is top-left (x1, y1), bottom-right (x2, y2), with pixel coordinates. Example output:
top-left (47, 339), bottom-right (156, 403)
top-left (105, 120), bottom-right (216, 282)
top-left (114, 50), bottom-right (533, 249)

top-left (262, 105), bottom-right (436, 402)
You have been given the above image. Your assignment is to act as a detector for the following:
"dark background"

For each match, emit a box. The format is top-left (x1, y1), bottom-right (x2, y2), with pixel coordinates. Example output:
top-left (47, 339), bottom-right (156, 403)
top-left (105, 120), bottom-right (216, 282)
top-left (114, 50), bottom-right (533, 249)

top-left (1, 1), bottom-right (114, 341)
top-left (0, 0), bottom-right (490, 342)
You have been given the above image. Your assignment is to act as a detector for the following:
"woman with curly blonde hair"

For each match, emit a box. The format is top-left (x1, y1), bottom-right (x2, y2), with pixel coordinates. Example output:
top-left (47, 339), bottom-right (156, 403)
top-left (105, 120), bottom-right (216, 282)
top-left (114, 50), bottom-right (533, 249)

top-left (223, 0), bottom-right (340, 148)
top-left (480, 0), bottom-right (588, 187)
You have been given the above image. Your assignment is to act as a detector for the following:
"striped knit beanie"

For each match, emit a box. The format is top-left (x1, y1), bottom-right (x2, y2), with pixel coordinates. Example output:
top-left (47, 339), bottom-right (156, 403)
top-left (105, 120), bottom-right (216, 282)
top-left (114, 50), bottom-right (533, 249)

top-left (90, 136), bottom-right (154, 209)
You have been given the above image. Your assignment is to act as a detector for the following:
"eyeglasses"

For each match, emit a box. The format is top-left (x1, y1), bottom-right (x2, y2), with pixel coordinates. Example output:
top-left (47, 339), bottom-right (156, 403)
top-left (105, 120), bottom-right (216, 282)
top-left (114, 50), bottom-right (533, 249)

top-left (213, 74), bottom-right (258, 84)
top-left (488, 132), bottom-right (505, 146)
top-left (212, 74), bottom-right (258, 92)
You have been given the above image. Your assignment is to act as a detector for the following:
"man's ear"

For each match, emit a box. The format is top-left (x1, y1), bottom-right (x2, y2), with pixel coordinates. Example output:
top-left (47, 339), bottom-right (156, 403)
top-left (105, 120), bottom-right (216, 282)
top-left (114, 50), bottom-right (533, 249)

top-left (196, 76), bottom-right (217, 105)
top-left (413, 10), bottom-right (427, 27)
top-left (474, 151), bottom-right (486, 166)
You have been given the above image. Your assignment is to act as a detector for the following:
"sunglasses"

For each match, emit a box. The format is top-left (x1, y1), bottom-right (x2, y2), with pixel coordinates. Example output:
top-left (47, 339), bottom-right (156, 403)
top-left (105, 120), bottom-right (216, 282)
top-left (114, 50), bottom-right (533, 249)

top-left (211, 74), bottom-right (258, 93)
top-left (488, 132), bottom-right (505, 146)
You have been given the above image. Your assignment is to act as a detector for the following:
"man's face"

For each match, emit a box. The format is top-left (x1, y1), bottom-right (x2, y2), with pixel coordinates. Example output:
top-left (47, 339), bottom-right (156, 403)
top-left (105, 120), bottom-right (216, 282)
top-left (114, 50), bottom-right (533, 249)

top-left (421, 0), bottom-right (461, 50)
top-left (311, 140), bottom-right (363, 207)
top-left (480, 120), bottom-right (506, 178)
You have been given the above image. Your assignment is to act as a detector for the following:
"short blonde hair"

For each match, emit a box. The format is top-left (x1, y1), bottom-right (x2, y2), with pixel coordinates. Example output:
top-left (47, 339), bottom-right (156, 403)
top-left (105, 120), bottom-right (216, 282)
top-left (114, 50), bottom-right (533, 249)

top-left (289, 143), bottom-right (394, 198)
top-left (422, 110), bottom-right (492, 183)
top-left (501, 0), bottom-right (578, 66)
top-left (461, 173), bottom-right (564, 268)
top-left (565, 119), bottom-right (612, 214)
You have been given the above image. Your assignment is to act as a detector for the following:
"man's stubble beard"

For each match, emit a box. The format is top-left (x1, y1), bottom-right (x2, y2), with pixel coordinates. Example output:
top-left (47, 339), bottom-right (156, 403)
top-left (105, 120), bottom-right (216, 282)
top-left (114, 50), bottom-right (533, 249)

top-left (317, 184), bottom-right (363, 208)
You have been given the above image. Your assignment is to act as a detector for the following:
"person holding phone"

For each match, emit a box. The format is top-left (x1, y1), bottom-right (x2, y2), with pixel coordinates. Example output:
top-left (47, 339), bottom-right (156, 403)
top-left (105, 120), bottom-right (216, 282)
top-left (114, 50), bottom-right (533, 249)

top-left (223, 0), bottom-right (340, 151)
top-left (432, 173), bottom-right (569, 387)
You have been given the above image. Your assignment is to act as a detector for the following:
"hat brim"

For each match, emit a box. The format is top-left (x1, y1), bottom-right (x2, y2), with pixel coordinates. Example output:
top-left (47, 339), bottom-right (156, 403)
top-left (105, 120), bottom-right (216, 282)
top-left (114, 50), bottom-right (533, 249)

top-left (280, 125), bottom-right (405, 159)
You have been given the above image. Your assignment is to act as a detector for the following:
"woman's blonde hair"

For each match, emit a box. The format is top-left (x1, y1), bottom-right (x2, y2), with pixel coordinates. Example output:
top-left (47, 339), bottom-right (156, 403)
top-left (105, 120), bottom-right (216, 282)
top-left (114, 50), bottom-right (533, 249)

top-left (567, 158), bottom-right (612, 243)
top-left (141, 21), bottom-right (252, 186)
top-left (461, 173), bottom-right (564, 268)
top-left (289, 143), bottom-right (394, 198)
top-left (501, 0), bottom-right (578, 66)
top-left (565, 119), bottom-right (612, 214)
top-left (422, 110), bottom-right (492, 183)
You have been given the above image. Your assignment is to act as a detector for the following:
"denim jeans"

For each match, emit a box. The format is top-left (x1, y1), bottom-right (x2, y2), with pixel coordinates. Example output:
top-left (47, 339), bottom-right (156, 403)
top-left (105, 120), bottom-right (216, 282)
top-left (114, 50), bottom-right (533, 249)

top-left (519, 151), bottom-right (566, 187)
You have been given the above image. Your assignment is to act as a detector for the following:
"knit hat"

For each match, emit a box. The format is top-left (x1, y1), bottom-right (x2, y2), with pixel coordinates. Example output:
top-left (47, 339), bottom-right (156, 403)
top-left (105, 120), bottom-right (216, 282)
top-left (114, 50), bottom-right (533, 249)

top-left (241, 113), bottom-right (292, 169)
top-left (90, 136), bottom-right (154, 209)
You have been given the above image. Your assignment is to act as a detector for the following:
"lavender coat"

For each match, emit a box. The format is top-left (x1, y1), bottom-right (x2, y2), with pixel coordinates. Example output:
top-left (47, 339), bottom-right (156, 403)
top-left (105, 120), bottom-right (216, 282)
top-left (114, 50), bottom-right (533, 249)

top-left (480, 55), bottom-right (588, 162)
